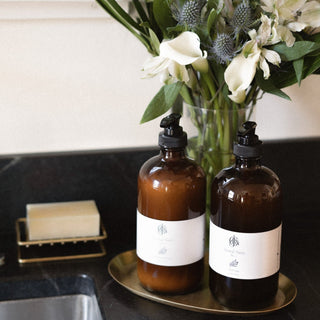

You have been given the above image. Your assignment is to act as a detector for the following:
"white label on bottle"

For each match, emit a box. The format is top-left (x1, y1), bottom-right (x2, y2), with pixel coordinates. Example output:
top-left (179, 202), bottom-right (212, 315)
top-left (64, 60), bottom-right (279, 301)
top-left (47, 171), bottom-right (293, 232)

top-left (209, 221), bottom-right (281, 280)
top-left (136, 210), bottom-right (205, 266)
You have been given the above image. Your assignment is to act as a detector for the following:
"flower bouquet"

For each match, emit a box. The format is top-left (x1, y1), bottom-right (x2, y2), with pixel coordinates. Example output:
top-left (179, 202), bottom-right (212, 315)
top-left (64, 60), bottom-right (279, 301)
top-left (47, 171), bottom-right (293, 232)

top-left (97, 0), bottom-right (320, 178)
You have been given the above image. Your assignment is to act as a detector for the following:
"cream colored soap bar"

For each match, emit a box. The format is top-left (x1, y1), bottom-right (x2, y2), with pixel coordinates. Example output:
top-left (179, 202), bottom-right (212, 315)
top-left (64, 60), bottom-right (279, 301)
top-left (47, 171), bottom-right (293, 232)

top-left (26, 200), bottom-right (100, 240)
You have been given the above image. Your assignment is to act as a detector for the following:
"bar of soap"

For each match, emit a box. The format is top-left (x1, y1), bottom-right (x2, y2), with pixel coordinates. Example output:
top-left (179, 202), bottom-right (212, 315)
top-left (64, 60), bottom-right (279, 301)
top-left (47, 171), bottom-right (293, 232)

top-left (26, 200), bottom-right (100, 240)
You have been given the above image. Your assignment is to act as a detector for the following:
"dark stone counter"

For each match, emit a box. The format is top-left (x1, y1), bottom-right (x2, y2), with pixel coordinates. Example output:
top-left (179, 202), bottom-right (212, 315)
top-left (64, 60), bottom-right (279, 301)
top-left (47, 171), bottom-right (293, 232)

top-left (0, 138), bottom-right (319, 319)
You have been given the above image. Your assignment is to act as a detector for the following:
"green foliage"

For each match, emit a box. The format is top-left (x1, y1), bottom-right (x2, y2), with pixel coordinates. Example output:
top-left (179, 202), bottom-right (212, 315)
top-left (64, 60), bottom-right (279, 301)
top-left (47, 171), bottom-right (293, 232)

top-left (140, 82), bottom-right (183, 123)
top-left (96, 0), bottom-right (146, 39)
top-left (272, 41), bottom-right (320, 61)
top-left (207, 8), bottom-right (218, 36)
top-left (266, 44), bottom-right (320, 90)
top-left (255, 71), bottom-right (291, 100)
top-left (148, 29), bottom-right (161, 54)
top-left (153, 0), bottom-right (177, 37)
top-left (96, 0), bottom-right (161, 54)
top-left (96, 0), bottom-right (320, 123)
top-left (293, 58), bottom-right (304, 85)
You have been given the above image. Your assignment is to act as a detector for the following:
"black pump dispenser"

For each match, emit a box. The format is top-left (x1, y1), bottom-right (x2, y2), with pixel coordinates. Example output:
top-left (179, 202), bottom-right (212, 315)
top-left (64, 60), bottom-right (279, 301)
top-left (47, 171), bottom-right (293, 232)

top-left (158, 113), bottom-right (187, 149)
top-left (233, 121), bottom-right (262, 158)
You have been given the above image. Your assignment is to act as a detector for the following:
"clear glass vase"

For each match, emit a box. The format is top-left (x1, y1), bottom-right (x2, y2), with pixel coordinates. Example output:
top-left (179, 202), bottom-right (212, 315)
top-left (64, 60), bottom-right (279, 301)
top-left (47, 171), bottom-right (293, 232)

top-left (181, 104), bottom-right (253, 213)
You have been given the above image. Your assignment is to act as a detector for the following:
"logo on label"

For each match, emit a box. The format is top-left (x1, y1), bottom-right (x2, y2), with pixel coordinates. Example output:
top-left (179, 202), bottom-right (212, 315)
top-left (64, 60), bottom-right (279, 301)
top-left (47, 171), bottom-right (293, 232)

top-left (158, 247), bottom-right (167, 255)
top-left (229, 259), bottom-right (239, 267)
top-left (158, 223), bottom-right (167, 235)
top-left (229, 235), bottom-right (239, 247)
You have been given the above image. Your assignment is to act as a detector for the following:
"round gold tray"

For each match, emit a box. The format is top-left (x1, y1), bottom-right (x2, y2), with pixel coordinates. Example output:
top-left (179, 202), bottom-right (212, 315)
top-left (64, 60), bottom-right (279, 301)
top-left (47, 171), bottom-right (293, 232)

top-left (108, 250), bottom-right (297, 315)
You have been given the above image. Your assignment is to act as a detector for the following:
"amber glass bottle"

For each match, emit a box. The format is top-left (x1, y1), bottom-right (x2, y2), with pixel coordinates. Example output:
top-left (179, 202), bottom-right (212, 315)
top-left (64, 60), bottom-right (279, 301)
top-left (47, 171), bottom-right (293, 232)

top-left (137, 114), bottom-right (206, 294)
top-left (209, 122), bottom-right (282, 309)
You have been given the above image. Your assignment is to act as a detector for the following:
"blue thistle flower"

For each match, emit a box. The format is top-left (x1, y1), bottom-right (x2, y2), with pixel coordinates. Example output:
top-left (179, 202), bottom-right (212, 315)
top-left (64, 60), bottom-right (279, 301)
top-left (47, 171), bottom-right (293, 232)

top-left (231, 0), bottom-right (254, 35)
top-left (171, 0), bottom-right (206, 29)
top-left (210, 33), bottom-right (235, 64)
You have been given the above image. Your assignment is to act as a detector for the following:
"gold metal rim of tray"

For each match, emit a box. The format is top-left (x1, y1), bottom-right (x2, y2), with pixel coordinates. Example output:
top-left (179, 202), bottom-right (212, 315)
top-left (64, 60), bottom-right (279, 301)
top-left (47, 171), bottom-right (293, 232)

top-left (108, 250), bottom-right (297, 316)
top-left (16, 218), bottom-right (107, 264)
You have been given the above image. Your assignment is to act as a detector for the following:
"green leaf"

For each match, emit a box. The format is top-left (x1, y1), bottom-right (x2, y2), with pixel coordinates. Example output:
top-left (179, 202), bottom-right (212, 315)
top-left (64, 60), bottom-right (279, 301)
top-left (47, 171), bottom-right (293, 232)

top-left (207, 9), bottom-right (218, 36)
top-left (153, 0), bottom-right (177, 37)
top-left (303, 54), bottom-right (320, 77)
top-left (206, 0), bottom-right (220, 10)
top-left (269, 55), bottom-right (320, 89)
top-left (209, 60), bottom-right (225, 87)
top-left (96, 0), bottom-right (152, 51)
top-left (148, 28), bottom-right (161, 54)
top-left (167, 24), bottom-right (188, 35)
top-left (180, 84), bottom-right (194, 105)
top-left (268, 63), bottom-right (299, 88)
top-left (255, 71), bottom-right (291, 100)
top-left (145, 2), bottom-right (163, 42)
top-left (293, 58), bottom-right (304, 86)
top-left (307, 32), bottom-right (320, 43)
top-left (97, 0), bottom-right (144, 33)
top-left (140, 82), bottom-right (183, 123)
top-left (272, 41), bottom-right (320, 61)
top-left (133, 0), bottom-right (149, 22)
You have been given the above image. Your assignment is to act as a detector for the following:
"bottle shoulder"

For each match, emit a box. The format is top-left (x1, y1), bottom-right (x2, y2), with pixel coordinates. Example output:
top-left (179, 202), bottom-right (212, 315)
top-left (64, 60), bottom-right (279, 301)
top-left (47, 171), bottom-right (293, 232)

top-left (215, 165), bottom-right (280, 185)
top-left (211, 165), bottom-right (282, 232)
top-left (213, 165), bottom-right (281, 196)
top-left (139, 154), bottom-right (205, 181)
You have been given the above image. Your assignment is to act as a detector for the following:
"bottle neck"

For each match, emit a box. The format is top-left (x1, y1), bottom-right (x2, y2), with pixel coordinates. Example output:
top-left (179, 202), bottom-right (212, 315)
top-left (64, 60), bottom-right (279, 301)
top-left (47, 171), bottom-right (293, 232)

top-left (235, 156), bottom-right (261, 169)
top-left (160, 147), bottom-right (186, 159)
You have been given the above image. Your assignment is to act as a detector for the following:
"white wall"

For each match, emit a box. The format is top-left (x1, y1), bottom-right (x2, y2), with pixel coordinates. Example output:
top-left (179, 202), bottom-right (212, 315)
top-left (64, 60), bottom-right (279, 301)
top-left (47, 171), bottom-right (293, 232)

top-left (0, 1), bottom-right (319, 155)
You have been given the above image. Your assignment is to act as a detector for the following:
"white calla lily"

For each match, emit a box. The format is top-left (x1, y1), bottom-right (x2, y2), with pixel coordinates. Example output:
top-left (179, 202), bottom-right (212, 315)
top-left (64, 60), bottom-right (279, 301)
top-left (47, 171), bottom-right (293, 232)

top-left (160, 31), bottom-right (206, 65)
top-left (142, 31), bottom-right (207, 84)
top-left (225, 41), bottom-right (261, 103)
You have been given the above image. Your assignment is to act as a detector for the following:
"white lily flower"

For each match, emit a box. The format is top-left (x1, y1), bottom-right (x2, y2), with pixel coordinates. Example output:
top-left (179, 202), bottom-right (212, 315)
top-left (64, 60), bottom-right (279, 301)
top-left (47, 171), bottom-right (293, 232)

top-left (250, 16), bottom-right (282, 79)
top-left (142, 31), bottom-right (207, 84)
top-left (287, 1), bottom-right (320, 31)
top-left (261, 0), bottom-right (320, 46)
top-left (225, 14), bottom-right (282, 103)
top-left (275, 24), bottom-right (296, 46)
top-left (256, 14), bottom-right (274, 44)
top-left (260, 48), bottom-right (281, 78)
top-left (142, 56), bottom-right (170, 78)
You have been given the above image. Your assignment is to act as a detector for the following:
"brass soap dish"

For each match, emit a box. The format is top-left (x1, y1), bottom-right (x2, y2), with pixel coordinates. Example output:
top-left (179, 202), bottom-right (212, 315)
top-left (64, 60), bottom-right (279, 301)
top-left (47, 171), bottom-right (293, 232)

top-left (16, 218), bottom-right (107, 264)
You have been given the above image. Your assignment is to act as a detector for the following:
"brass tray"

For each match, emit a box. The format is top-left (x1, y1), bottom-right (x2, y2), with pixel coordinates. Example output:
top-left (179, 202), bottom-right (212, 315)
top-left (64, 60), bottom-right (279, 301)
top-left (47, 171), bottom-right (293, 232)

top-left (108, 250), bottom-right (297, 315)
top-left (16, 218), bottom-right (107, 264)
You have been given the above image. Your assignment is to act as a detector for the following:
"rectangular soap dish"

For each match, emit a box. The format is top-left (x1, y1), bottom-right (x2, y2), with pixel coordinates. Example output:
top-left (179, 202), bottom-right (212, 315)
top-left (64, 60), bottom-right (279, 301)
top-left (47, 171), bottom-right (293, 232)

top-left (15, 218), bottom-right (107, 264)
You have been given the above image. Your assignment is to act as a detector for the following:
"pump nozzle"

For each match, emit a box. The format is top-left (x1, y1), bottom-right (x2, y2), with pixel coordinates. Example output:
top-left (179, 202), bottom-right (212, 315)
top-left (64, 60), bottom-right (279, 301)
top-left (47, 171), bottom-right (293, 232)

top-left (237, 121), bottom-right (259, 146)
top-left (159, 113), bottom-right (187, 148)
top-left (241, 121), bottom-right (257, 134)
top-left (160, 113), bottom-right (183, 137)
top-left (233, 121), bottom-right (262, 158)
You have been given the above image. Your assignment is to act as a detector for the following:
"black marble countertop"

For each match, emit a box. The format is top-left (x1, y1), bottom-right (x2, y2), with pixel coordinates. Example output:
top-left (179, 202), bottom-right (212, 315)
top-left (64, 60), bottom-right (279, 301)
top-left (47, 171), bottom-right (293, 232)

top-left (0, 139), bottom-right (319, 319)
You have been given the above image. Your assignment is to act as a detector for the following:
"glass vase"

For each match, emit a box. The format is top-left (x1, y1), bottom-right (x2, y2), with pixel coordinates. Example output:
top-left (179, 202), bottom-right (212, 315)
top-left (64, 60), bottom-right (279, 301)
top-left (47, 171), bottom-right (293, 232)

top-left (181, 104), bottom-right (253, 213)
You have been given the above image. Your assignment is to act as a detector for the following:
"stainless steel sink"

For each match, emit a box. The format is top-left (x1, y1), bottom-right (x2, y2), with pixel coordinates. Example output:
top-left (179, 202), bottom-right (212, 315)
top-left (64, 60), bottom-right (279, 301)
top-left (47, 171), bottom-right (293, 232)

top-left (0, 275), bottom-right (103, 320)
